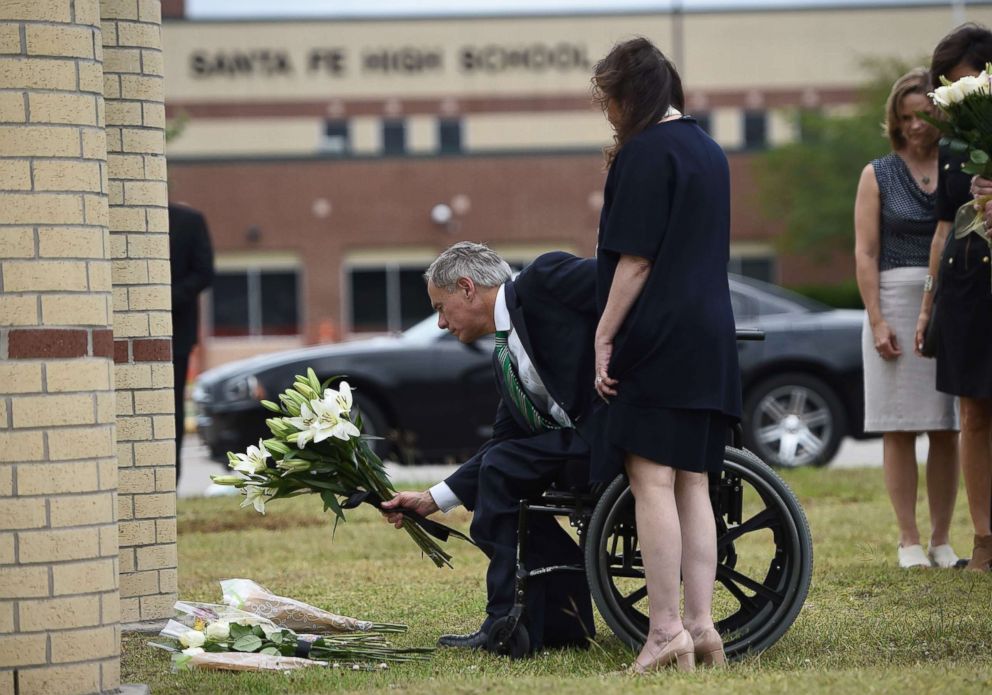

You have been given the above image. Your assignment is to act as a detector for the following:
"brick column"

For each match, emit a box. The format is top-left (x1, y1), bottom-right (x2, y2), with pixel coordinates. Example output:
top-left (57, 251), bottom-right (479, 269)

top-left (0, 2), bottom-right (121, 694)
top-left (101, 0), bottom-right (177, 624)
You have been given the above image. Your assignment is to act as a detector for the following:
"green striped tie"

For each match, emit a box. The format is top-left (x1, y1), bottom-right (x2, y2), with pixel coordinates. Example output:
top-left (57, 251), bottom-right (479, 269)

top-left (494, 330), bottom-right (560, 434)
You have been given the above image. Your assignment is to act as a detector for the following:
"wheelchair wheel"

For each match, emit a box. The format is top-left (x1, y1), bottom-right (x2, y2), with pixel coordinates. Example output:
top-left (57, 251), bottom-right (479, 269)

top-left (584, 446), bottom-right (812, 660)
top-left (487, 617), bottom-right (531, 659)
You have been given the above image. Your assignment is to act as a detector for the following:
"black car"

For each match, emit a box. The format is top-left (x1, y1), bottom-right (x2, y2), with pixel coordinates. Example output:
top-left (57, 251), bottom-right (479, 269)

top-left (194, 275), bottom-right (868, 468)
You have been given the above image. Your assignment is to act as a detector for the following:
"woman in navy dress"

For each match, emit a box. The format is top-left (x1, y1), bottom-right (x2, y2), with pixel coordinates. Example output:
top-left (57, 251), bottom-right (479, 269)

top-left (591, 38), bottom-right (741, 673)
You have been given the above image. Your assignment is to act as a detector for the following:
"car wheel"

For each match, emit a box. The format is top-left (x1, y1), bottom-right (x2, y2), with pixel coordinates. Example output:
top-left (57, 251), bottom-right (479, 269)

top-left (351, 393), bottom-right (393, 461)
top-left (743, 372), bottom-right (845, 468)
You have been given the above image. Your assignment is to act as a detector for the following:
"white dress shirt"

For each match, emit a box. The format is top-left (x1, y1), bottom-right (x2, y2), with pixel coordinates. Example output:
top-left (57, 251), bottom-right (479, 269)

top-left (429, 285), bottom-right (571, 512)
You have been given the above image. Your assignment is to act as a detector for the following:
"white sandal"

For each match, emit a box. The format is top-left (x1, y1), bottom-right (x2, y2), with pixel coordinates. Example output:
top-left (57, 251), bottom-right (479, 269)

top-left (927, 543), bottom-right (959, 568)
top-left (897, 544), bottom-right (932, 568)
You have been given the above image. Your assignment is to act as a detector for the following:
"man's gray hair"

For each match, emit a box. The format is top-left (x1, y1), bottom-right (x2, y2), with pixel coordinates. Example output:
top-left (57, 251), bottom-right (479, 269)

top-left (425, 241), bottom-right (513, 290)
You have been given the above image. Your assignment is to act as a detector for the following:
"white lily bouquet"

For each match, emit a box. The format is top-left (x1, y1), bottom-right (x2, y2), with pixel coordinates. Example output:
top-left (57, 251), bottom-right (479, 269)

top-left (926, 63), bottom-right (992, 284)
top-left (156, 602), bottom-right (432, 672)
top-left (211, 370), bottom-right (454, 567)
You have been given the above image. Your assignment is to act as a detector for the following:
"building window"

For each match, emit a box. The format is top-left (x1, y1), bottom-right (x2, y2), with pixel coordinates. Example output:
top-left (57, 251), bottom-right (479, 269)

top-left (211, 267), bottom-right (301, 337)
top-left (321, 119), bottom-right (350, 155)
top-left (439, 118), bottom-right (462, 154)
top-left (743, 110), bottom-right (768, 150)
top-left (728, 255), bottom-right (775, 283)
top-left (382, 119), bottom-right (406, 155)
top-left (694, 111), bottom-right (711, 135)
top-left (347, 264), bottom-right (432, 333)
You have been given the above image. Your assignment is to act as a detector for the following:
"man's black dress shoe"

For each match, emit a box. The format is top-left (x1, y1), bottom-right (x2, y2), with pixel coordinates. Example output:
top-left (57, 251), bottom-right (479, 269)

top-left (437, 629), bottom-right (489, 649)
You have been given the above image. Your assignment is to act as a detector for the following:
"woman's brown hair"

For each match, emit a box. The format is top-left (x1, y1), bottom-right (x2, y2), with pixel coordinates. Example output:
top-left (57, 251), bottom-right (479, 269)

top-left (592, 37), bottom-right (685, 165)
top-left (884, 68), bottom-right (938, 151)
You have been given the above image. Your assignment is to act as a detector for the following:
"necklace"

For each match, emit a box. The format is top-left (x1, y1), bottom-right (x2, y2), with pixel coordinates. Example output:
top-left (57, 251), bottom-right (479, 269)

top-left (900, 155), bottom-right (935, 189)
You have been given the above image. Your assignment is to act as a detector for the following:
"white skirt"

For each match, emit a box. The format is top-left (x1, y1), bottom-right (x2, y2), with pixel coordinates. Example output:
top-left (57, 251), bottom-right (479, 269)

top-left (862, 266), bottom-right (959, 432)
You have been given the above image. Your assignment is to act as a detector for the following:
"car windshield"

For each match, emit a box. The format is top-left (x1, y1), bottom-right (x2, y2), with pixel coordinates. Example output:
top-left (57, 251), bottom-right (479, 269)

top-left (730, 274), bottom-right (830, 314)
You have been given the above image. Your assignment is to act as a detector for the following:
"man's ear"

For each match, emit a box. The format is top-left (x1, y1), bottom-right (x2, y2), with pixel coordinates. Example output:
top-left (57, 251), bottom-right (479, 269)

top-left (456, 277), bottom-right (476, 299)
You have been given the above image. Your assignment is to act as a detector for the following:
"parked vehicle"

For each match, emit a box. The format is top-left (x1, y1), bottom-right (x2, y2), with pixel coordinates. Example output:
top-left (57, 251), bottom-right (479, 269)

top-left (194, 275), bottom-right (867, 468)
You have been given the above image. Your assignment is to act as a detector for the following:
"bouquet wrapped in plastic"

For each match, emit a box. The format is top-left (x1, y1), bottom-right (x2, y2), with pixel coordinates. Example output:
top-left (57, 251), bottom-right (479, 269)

top-left (211, 373), bottom-right (456, 567)
top-left (155, 602), bottom-right (431, 672)
top-left (220, 578), bottom-right (404, 634)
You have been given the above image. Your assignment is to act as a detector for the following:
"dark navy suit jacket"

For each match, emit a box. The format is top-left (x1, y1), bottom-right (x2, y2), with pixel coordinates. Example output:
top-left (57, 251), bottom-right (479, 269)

top-left (444, 252), bottom-right (602, 509)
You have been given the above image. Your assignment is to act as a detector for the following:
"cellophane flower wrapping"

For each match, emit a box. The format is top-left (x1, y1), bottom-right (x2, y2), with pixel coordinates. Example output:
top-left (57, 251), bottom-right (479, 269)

top-left (220, 578), bottom-right (406, 633)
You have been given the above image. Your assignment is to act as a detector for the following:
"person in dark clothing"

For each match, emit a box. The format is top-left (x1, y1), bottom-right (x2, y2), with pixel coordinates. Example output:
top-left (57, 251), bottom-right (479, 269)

top-left (915, 23), bottom-right (992, 572)
top-left (382, 242), bottom-right (601, 654)
top-left (169, 203), bottom-right (215, 482)
top-left (590, 38), bottom-right (741, 673)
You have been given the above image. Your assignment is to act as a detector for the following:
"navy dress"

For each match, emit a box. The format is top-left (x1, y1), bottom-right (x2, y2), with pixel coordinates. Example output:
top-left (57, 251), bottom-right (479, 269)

top-left (595, 117), bottom-right (742, 480)
top-left (934, 148), bottom-right (992, 399)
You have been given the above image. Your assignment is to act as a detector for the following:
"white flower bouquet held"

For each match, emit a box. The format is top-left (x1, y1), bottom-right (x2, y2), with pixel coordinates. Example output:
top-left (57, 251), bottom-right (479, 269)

top-left (211, 370), bottom-right (455, 567)
top-left (153, 602), bottom-right (432, 672)
top-left (220, 578), bottom-right (406, 634)
top-left (925, 64), bottom-right (992, 276)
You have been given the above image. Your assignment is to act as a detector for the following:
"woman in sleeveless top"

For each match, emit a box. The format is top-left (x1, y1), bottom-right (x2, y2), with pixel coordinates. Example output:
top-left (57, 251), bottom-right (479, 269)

top-left (854, 69), bottom-right (960, 569)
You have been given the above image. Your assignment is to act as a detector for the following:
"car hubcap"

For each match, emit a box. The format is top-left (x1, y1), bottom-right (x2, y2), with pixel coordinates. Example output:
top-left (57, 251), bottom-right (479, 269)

top-left (754, 386), bottom-right (832, 467)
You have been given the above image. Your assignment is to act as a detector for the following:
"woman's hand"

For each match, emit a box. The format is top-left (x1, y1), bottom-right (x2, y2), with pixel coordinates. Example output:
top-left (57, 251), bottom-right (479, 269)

top-left (871, 319), bottom-right (901, 361)
top-left (594, 334), bottom-right (619, 401)
top-left (970, 176), bottom-right (992, 229)
top-left (914, 309), bottom-right (930, 358)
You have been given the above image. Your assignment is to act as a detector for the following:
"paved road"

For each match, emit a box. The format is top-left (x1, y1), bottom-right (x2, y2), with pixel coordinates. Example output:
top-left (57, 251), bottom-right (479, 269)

top-left (177, 433), bottom-right (932, 499)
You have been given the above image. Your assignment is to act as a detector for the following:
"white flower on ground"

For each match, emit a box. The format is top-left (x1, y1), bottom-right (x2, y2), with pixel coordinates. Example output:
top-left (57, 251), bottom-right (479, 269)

top-left (310, 398), bottom-right (360, 443)
top-left (286, 403), bottom-right (318, 449)
top-left (241, 484), bottom-right (273, 514)
top-left (231, 439), bottom-right (270, 475)
top-left (179, 629), bottom-right (206, 648)
top-left (181, 647), bottom-right (205, 656)
top-left (324, 381), bottom-right (353, 417)
top-left (205, 621), bottom-right (230, 641)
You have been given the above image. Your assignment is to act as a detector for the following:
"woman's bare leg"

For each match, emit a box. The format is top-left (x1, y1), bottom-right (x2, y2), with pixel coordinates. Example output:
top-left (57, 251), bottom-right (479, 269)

top-left (675, 469), bottom-right (717, 637)
top-left (925, 429), bottom-right (958, 547)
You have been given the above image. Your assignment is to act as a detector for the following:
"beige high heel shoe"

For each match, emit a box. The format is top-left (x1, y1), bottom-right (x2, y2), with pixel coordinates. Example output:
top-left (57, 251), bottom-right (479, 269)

top-left (691, 627), bottom-right (726, 667)
top-left (629, 629), bottom-right (695, 674)
top-left (965, 534), bottom-right (992, 572)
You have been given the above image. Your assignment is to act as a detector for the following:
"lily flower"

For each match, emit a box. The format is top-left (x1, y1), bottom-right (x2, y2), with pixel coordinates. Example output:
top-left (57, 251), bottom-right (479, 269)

top-left (231, 439), bottom-right (270, 475)
top-left (241, 484), bottom-right (273, 514)
top-left (324, 381), bottom-right (354, 417)
top-left (310, 398), bottom-right (360, 443)
top-left (286, 402), bottom-right (318, 448)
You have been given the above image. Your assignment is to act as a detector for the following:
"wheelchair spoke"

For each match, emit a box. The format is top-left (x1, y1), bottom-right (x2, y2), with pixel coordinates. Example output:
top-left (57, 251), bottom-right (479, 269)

top-left (718, 508), bottom-right (779, 549)
top-left (717, 564), bottom-right (785, 605)
top-left (621, 585), bottom-right (648, 608)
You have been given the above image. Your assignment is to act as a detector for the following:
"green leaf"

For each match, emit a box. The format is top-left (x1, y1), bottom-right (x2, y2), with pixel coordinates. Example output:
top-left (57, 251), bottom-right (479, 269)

top-left (971, 149), bottom-right (990, 165)
top-left (259, 646), bottom-right (280, 656)
top-left (268, 631), bottom-right (283, 646)
top-left (251, 625), bottom-right (266, 638)
top-left (229, 623), bottom-right (251, 640)
top-left (261, 400), bottom-right (283, 413)
top-left (231, 634), bottom-right (263, 652)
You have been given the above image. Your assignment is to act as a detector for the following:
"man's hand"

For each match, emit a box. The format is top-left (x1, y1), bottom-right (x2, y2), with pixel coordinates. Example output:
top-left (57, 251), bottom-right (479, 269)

top-left (380, 490), bottom-right (439, 529)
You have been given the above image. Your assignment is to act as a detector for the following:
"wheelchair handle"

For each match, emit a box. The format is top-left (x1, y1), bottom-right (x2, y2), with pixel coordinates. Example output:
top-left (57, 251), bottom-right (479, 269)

top-left (735, 328), bottom-right (765, 341)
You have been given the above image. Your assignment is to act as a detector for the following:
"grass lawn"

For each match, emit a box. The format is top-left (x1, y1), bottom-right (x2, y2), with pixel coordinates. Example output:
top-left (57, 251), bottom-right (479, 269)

top-left (123, 465), bottom-right (992, 694)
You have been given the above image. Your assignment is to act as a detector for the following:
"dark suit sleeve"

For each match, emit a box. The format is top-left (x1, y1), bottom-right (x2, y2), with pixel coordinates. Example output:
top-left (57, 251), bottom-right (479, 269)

top-left (518, 252), bottom-right (597, 318)
top-left (443, 398), bottom-right (524, 511)
top-left (172, 211), bottom-right (215, 306)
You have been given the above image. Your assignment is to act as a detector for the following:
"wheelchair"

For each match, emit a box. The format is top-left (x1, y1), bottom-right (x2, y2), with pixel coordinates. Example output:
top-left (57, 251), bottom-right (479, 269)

top-left (487, 333), bottom-right (814, 660)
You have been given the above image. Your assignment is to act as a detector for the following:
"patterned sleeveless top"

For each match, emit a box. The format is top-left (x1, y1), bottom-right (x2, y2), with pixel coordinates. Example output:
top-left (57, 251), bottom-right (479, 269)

top-left (871, 152), bottom-right (936, 270)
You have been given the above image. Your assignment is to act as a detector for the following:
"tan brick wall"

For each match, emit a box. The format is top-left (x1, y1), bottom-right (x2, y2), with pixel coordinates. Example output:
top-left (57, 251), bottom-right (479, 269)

top-left (102, 0), bottom-right (175, 625)
top-left (0, 2), bottom-right (120, 693)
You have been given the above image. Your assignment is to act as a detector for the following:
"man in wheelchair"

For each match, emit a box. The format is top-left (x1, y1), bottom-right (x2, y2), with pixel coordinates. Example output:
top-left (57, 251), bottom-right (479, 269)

top-left (383, 242), bottom-right (604, 654)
